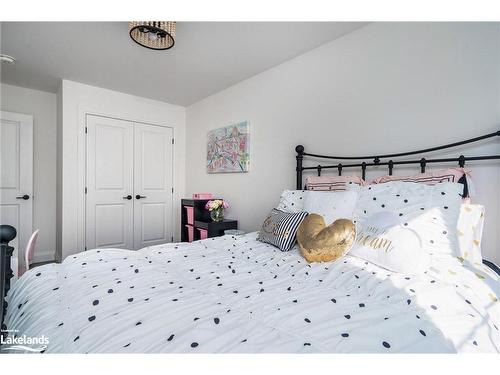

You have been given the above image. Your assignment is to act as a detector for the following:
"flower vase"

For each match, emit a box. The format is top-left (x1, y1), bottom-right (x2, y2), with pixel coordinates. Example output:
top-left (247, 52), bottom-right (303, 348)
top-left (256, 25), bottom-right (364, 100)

top-left (210, 208), bottom-right (224, 222)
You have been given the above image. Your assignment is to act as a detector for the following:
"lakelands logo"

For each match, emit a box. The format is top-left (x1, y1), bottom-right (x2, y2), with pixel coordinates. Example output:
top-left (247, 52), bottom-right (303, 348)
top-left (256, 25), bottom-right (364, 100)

top-left (1, 329), bottom-right (49, 353)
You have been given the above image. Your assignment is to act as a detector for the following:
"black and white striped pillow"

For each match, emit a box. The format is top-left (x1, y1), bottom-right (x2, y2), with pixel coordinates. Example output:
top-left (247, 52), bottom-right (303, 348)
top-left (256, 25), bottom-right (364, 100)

top-left (257, 209), bottom-right (308, 251)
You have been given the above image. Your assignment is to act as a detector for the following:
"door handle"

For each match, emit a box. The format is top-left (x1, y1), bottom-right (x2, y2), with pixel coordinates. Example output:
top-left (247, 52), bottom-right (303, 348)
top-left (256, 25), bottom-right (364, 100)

top-left (135, 195), bottom-right (147, 200)
top-left (123, 195), bottom-right (133, 200)
top-left (16, 194), bottom-right (30, 200)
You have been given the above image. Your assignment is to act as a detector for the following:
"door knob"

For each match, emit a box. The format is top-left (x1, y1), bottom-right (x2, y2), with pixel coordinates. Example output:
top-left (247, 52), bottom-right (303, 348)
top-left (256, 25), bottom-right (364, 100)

top-left (123, 195), bottom-right (132, 200)
top-left (135, 195), bottom-right (147, 200)
top-left (16, 194), bottom-right (30, 200)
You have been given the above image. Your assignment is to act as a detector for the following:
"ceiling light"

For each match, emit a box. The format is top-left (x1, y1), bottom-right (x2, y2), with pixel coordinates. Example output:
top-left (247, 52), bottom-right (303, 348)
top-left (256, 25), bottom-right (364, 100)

top-left (0, 54), bottom-right (16, 64)
top-left (129, 22), bottom-right (176, 50)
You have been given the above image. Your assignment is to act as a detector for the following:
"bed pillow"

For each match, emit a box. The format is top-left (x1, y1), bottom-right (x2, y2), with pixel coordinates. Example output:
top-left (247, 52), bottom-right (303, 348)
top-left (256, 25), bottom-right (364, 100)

top-left (297, 214), bottom-right (356, 263)
top-left (257, 209), bottom-right (308, 251)
top-left (457, 203), bottom-right (485, 264)
top-left (347, 181), bottom-right (463, 257)
top-left (303, 190), bottom-right (358, 224)
top-left (276, 189), bottom-right (306, 213)
top-left (370, 168), bottom-right (473, 197)
top-left (306, 175), bottom-right (365, 191)
top-left (349, 211), bottom-right (429, 273)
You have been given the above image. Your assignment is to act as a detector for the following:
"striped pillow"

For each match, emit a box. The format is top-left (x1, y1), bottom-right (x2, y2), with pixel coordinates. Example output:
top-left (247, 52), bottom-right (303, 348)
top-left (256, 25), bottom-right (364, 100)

top-left (257, 209), bottom-right (308, 251)
top-left (306, 175), bottom-right (365, 191)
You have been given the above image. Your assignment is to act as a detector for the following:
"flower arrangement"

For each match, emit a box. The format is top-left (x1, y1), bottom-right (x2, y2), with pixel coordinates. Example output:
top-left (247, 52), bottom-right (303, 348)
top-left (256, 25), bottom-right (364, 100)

top-left (205, 199), bottom-right (229, 222)
top-left (205, 199), bottom-right (229, 211)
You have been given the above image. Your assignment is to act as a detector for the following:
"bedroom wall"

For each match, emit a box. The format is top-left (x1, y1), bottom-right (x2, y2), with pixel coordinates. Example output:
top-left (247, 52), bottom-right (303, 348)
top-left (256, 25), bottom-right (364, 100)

top-left (58, 80), bottom-right (186, 261)
top-left (0, 83), bottom-right (57, 263)
top-left (56, 84), bottom-right (62, 261)
top-left (186, 22), bottom-right (500, 264)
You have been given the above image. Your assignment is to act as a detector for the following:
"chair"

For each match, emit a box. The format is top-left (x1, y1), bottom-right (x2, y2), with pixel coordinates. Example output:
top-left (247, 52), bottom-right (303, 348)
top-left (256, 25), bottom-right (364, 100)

top-left (20, 229), bottom-right (39, 276)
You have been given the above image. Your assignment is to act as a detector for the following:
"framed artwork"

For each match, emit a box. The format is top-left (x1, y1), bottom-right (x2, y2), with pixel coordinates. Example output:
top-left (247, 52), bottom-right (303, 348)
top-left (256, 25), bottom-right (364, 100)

top-left (207, 121), bottom-right (250, 173)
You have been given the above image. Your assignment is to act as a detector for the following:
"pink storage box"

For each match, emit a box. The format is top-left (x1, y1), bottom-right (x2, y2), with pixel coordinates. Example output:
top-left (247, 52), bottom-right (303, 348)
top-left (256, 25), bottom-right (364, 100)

top-left (184, 206), bottom-right (194, 225)
top-left (198, 228), bottom-right (208, 240)
top-left (193, 193), bottom-right (213, 200)
top-left (185, 224), bottom-right (194, 242)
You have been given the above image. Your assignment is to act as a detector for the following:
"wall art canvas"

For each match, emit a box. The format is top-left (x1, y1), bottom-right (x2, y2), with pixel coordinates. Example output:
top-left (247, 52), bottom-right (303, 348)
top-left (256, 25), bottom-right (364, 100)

top-left (207, 121), bottom-right (250, 173)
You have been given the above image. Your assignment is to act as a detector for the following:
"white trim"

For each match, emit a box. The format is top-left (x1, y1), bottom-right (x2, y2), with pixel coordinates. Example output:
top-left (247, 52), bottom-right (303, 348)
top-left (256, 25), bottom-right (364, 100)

top-left (59, 80), bottom-right (185, 261)
top-left (0, 110), bottom-right (34, 279)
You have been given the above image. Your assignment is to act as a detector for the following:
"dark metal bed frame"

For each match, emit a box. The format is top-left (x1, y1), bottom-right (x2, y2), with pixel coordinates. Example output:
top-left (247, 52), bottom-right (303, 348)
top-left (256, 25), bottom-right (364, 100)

top-left (295, 130), bottom-right (500, 276)
top-left (0, 225), bottom-right (16, 344)
top-left (296, 130), bottom-right (500, 189)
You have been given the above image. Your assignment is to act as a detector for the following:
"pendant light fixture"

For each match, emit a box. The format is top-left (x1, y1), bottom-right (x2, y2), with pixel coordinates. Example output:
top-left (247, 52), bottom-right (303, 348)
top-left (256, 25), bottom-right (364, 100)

top-left (129, 21), bottom-right (176, 50)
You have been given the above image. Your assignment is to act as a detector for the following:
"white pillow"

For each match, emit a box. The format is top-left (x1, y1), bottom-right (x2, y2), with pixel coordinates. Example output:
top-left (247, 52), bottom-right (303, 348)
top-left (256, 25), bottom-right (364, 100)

top-left (347, 181), bottom-right (463, 257)
top-left (276, 190), bottom-right (306, 213)
top-left (349, 211), bottom-right (429, 273)
top-left (303, 190), bottom-right (358, 224)
top-left (457, 203), bottom-right (485, 264)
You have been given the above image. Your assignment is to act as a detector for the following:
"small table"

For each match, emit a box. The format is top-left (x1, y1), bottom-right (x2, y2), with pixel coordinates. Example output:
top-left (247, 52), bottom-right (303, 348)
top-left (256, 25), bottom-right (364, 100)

top-left (194, 219), bottom-right (238, 238)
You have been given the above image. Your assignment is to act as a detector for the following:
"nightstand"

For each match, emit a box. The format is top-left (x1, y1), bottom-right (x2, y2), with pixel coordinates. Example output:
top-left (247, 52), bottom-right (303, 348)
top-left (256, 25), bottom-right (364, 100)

top-left (181, 199), bottom-right (238, 242)
top-left (194, 220), bottom-right (238, 239)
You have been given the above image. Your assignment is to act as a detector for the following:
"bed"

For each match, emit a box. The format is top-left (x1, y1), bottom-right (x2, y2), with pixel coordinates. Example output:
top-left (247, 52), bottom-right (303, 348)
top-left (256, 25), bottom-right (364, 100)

top-left (1, 130), bottom-right (500, 353)
top-left (3, 232), bottom-right (500, 353)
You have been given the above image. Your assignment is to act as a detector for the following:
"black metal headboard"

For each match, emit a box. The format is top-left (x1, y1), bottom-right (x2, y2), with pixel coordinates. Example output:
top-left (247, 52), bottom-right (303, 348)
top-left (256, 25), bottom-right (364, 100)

top-left (294, 129), bottom-right (500, 274)
top-left (295, 130), bottom-right (500, 190)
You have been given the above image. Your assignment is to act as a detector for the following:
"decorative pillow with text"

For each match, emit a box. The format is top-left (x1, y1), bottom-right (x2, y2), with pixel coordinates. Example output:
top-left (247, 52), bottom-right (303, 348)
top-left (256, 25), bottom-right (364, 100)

top-left (347, 181), bottom-right (463, 257)
top-left (349, 211), bottom-right (429, 273)
top-left (257, 209), bottom-right (308, 251)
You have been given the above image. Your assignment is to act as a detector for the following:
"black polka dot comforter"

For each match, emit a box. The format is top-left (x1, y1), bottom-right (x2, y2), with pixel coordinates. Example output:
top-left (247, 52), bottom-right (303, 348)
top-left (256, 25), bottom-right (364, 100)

top-left (4, 233), bottom-right (500, 353)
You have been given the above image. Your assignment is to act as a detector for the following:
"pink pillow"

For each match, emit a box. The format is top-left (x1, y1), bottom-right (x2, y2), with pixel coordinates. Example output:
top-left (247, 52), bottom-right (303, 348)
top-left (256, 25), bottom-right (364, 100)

top-left (306, 175), bottom-right (365, 191)
top-left (371, 168), bottom-right (469, 185)
top-left (370, 168), bottom-right (472, 197)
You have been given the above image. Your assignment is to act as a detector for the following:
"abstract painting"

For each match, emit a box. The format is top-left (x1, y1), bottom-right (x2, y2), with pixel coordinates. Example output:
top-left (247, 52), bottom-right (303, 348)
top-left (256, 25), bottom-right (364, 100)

top-left (207, 121), bottom-right (250, 173)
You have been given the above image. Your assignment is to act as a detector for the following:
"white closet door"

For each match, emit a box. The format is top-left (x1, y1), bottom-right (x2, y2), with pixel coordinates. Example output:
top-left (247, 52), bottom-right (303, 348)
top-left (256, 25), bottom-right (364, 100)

top-left (133, 123), bottom-right (173, 249)
top-left (86, 115), bottom-right (134, 250)
top-left (0, 111), bottom-right (33, 277)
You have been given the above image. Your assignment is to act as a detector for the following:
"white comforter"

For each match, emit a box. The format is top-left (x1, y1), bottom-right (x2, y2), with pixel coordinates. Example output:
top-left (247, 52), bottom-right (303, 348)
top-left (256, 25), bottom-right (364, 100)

top-left (4, 233), bottom-right (500, 353)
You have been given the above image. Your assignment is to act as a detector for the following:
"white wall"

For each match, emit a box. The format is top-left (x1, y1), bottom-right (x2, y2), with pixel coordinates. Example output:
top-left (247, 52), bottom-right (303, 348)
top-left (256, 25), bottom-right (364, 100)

top-left (0, 83), bottom-right (57, 263)
top-left (56, 84), bottom-right (62, 261)
top-left (58, 80), bottom-right (186, 261)
top-left (186, 23), bottom-right (500, 264)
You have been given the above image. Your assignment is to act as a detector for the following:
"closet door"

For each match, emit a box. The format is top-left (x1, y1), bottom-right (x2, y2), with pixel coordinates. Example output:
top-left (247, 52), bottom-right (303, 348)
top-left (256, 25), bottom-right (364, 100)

top-left (86, 115), bottom-right (134, 250)
top-left (133, 123), bottom-right (173, 249)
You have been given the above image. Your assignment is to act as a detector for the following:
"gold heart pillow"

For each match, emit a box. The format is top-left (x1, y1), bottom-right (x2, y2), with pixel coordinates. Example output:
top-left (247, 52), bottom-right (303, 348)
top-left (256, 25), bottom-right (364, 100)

top-left (297, 214), bottom-right (356, 263)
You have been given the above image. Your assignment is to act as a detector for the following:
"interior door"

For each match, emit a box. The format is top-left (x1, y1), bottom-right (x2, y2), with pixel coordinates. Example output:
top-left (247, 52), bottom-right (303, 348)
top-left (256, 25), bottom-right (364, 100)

top-left (0, 111), bottom-right (33, 277)
top-left (86, 115), bottom-right (134, 250)
top-left (133, 122), bottom-right (173, 249)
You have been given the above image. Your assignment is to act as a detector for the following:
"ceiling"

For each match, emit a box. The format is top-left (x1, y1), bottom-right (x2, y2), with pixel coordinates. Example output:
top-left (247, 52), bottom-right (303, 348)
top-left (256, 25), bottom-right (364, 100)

top-left (0, 22), bottom-right (367, 106)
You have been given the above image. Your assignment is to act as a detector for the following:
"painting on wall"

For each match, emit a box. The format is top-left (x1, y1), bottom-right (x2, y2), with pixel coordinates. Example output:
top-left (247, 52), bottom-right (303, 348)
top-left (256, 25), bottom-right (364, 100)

top-left (207, 121), bottom-right (250, 173)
